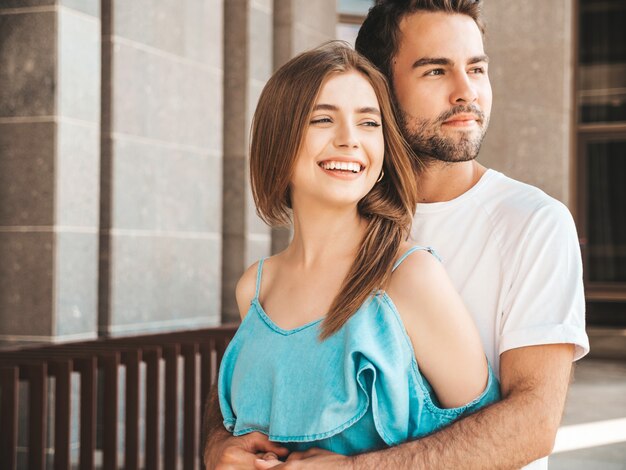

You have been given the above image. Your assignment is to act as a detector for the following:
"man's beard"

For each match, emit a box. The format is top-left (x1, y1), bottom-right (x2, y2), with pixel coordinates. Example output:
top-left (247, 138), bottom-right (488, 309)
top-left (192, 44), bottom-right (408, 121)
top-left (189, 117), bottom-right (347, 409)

top-left (399, 104), bottom-right (490, 164)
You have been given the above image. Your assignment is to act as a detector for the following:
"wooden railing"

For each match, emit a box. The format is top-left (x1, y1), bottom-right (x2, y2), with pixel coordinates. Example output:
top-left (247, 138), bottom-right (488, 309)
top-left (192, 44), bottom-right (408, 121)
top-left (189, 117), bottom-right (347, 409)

top-left (0, 325), bottom-right (238, 470)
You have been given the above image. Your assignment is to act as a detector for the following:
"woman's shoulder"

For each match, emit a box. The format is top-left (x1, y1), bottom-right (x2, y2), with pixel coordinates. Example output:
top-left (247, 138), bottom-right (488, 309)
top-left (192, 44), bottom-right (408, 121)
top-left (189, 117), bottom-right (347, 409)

top-left (235, 254), bottom-right (286, 319)
top-left (386, 242), bottom-right (462, 338)
top-left (388, 243), bottom-right (445, 295)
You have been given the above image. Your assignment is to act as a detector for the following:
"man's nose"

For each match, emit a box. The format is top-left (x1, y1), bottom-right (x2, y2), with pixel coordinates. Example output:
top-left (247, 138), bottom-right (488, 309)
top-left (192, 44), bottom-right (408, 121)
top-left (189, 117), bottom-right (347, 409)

top-left (450, 71), bottom-right (478, 105)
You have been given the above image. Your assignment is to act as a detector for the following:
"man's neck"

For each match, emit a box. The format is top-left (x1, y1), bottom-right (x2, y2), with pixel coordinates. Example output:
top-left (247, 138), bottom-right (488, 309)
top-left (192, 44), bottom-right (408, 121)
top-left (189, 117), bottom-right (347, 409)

top-left (417, 160), bottom-right (488, 203)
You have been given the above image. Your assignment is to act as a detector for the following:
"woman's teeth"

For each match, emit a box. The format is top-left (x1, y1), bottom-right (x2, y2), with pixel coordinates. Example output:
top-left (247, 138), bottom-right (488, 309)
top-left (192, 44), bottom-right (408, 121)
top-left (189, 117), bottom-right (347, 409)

top-left (319, 161), bottom-right (362, 173)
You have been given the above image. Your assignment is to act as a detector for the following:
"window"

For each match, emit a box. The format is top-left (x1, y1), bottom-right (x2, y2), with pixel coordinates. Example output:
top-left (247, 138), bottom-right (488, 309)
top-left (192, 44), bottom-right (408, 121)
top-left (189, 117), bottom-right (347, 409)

top-left (577, 0), bottom-right (626, 323)
top-left (336, 0), bottom-right (374, 46)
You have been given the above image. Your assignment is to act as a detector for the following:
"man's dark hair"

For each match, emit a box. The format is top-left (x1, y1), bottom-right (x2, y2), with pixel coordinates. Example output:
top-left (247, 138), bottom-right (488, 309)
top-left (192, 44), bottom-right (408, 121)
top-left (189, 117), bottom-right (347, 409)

top-left (355, 0), bottom-right (485, 80)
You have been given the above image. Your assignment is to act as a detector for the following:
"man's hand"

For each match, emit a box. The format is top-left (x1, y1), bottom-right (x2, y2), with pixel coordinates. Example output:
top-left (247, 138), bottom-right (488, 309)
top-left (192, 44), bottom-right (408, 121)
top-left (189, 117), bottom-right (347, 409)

top-left (203, 386), bottom-right (288, 469)
top-left (208, 431), bottom-right (290, 470)
top-left (254, 448), bottom-right (354, 470)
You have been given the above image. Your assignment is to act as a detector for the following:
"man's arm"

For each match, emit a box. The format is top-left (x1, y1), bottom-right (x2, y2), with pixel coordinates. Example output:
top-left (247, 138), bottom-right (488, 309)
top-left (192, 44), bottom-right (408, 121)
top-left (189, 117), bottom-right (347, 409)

top-left (203, 387), bottom-right (289, 470)
top-left (256, 343), bottom-right (574, 470)
top-left (203, 386), bottom-right (232, 468)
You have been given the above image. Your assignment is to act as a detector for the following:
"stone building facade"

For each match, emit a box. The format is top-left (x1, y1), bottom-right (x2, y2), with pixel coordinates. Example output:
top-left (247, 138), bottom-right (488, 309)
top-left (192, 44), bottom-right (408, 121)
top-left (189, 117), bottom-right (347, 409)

top-left (0, 0), bottom-right (600, 344)
top-left (0, 0), bottom-right (336, 344)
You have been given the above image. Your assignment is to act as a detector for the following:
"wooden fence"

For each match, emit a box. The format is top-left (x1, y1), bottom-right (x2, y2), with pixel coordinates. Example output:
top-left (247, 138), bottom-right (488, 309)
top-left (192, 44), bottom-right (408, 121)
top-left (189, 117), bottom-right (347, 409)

top-left (0, 326), bottom-right (238, 470)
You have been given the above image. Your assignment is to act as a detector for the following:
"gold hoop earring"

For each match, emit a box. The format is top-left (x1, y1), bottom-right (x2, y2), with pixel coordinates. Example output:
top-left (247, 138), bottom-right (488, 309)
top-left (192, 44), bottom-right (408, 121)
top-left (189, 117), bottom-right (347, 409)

top-left (376, 170), bottom-right (385, 183)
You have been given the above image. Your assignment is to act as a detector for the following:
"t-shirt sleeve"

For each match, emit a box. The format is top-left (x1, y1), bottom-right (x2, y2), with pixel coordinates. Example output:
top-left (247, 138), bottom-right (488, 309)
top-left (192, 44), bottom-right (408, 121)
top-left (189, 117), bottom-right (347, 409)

top-left (499, 201), bottom-right (590, 361)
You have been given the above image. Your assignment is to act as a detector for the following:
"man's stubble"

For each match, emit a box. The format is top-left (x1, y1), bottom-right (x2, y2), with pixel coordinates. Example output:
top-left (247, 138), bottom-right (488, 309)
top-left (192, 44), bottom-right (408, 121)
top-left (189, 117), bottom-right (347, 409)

top-left (397, 104), bottom-right (490, 165)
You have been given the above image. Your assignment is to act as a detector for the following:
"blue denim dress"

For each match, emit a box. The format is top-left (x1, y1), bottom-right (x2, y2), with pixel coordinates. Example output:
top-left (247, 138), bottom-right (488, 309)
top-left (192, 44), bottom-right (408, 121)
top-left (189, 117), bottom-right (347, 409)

top-left (218, 246), bottom-right (501, 455)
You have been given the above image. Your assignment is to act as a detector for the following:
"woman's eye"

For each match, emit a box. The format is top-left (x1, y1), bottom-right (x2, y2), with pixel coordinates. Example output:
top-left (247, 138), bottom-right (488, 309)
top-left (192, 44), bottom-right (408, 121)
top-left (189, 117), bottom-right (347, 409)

top-left (361, 120), bottom-right (381, 127)
top-left (310, 117), bottom-right (332, 124)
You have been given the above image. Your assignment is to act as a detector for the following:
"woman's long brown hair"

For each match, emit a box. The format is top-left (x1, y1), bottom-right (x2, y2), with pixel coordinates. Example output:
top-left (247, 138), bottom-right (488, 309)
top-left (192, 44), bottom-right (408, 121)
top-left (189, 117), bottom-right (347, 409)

top-left (250, 42), bottom-right (423, 340)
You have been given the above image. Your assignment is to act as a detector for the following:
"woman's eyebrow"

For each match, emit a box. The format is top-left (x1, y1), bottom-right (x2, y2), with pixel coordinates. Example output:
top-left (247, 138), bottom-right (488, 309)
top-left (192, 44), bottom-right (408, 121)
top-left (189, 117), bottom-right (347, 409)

top-left (357, 107), bottom-right (381, 116)
top-left (312, 103), bottom-right (338, 111)
top-left (313, 104), bottom-right (380, 116)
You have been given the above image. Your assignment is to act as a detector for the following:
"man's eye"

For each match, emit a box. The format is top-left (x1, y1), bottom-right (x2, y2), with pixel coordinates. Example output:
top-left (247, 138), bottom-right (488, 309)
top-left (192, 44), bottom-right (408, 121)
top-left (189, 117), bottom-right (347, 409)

top-left (425, 69), bottom-right (444, 76)
top-left (470, 67), bottom-right (486, 74)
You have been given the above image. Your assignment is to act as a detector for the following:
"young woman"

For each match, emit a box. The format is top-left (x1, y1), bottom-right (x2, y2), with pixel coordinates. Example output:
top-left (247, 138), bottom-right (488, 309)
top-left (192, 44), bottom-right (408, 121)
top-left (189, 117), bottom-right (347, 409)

top-left (217, 42), bottom-right (500, 459)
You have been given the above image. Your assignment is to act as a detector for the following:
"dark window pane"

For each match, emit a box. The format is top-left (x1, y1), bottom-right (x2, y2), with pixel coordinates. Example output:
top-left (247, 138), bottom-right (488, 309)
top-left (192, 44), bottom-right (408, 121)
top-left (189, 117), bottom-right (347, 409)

top-left (586, 139), bottom-right (626, 282)
top-left (579, 0), bottom-right (626, 64)
top-left (586, 301), bottom-right (626, 326)
top-left (579, 101), bottom-right (626, 124)
top-left (578, 0), bottom-right (626, 124)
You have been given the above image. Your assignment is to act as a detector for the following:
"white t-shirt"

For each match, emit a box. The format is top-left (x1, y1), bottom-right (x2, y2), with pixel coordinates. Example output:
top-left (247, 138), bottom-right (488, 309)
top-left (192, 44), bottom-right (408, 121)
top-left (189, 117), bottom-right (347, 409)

top-left (411, 169), bottom-right (590, 470)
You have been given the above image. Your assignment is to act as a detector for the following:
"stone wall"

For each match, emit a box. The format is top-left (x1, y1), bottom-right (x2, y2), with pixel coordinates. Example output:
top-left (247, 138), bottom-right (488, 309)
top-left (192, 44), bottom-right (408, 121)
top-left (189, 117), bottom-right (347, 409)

top-left (0, 0), bottom-right (577, 341)
top-left (480, 0), bottom-right (575, 209)
top-left (0, 1), bottom-right (101, 343)
top-left (99, 0), bottom-right (223, 336)
top-left (0, 0), bottom-right (338, 343)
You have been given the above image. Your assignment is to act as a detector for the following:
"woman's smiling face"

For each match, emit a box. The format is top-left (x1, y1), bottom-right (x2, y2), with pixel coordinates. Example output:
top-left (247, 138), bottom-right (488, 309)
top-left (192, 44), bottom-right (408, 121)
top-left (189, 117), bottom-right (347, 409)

top-left (289, 71), bottom-right (385, 211)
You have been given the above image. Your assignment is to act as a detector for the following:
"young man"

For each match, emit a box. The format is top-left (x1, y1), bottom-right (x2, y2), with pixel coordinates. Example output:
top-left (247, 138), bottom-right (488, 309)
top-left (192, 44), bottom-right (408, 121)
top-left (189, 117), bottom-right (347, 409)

top-left (204, 1), bottom-right (589, 468)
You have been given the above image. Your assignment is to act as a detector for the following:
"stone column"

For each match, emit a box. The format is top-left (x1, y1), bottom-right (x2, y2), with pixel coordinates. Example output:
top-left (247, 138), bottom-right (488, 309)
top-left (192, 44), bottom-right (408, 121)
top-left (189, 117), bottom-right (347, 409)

top-left (0, 1), bottom-right (101, 344)
top-left (270, 0), bottom-right (338, 253)
top-left (99, 0), bottom-right (223, 335)
top-left (480, 0), bottom-right (574, 207)
top-left (221, 0), bottom-right (273, 322)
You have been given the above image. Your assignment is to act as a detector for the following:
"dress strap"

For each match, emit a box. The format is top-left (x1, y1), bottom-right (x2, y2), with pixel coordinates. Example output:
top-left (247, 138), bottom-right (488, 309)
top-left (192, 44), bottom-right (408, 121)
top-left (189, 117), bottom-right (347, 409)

top-left (254, 257), bottom-right (268, 300)
top-left (392, 246), bottom-right (441, 272)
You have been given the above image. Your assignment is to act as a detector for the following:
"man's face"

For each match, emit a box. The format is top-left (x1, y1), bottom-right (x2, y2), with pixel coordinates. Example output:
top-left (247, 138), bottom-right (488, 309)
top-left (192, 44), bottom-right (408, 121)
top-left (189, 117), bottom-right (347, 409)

top-left (391, 11), bottom-right (492, 163)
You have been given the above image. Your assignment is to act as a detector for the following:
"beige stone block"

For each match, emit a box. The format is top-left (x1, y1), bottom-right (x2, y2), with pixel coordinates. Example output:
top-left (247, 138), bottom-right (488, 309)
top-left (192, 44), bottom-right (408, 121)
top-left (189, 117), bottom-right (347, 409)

top-left (247, 80), bottom-right (265, 132)
top-left (208, 69), bottom-right (224, 154)
top-left (56, 121), bottom-right (100, 227)
top-left (479, 0), bottom-right (574, 206)
top-left (246, 181), bottom-right (270, 235)
top-left (55, 232), bottom-right (98, 337)
top-left (111, 41), bottom-right (217, 148)
top-left (224, 0), bottom-right (249, 157)
top-left (293, 0), bottom-right (337, 36)
top-left (106, 234), bottom-right (221, 335)
top-left (222, 155), bottom-right (247, 236)
top-left (112, 0), bottom-right (183, 55)
top-left (0, 232), bottom-right (54, 339)
top-left (0, 122), bottom-right (55, 227)
top-left (252, 0), bottom-right (272, 12)
top-left (483, 1), bottom-right (569, 51)
top-left (273, 0), bottom-right (292, 27)
top-left (245, 235), bottom-right (272, 270)
top-left (58, 7), bottom-right (101, 123)
top-left (207, 0), bottom-right (224, 70)
top-left (111, 139), bottom-right (221, 232)
top-left (221, 234), bottom-right (247, 322)
top-left (293, 27), bottom-right (336, 55)
top-left (480, 104), bottom-right (570, 203)
top-left (250, 6), bottom-right (273, 82)
top-left (0, 11), bottom-right (56, 118)
top-left (488, 45), bottom-right (571, 114)
top-left (273, 0), bottom-right (337, 66)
